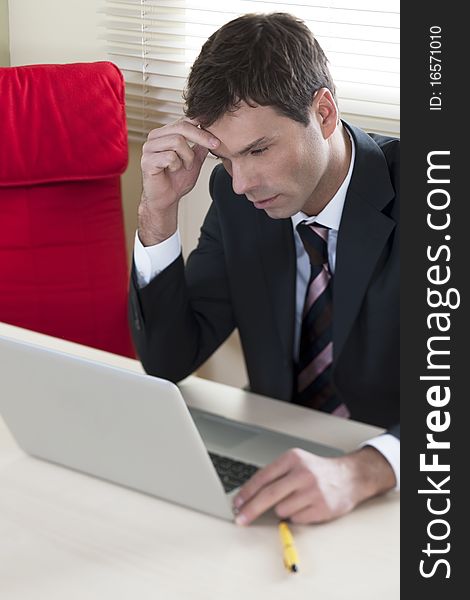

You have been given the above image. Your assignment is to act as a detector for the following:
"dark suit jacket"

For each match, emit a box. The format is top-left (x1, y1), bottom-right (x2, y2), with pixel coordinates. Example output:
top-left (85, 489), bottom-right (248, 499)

top-left (129, 123), bottom-right (400, 439)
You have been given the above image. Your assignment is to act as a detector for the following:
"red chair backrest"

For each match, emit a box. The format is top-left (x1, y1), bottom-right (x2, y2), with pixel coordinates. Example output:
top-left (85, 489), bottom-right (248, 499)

top-left (0, 61), bottom-right (135, 357)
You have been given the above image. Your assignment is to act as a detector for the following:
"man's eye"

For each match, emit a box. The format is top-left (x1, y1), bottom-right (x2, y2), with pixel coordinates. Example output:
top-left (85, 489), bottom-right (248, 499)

top-left (251, 147), bottom-right (268, 156)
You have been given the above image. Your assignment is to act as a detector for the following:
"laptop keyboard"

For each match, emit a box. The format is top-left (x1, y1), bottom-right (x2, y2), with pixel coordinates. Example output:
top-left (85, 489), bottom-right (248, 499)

top-left (208, 452), bottom-right (259, 493)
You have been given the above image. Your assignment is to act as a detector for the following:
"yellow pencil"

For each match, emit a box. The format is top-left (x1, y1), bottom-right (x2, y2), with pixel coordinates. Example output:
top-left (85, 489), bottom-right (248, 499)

top-left (279, 520), bottom-right (299, 573)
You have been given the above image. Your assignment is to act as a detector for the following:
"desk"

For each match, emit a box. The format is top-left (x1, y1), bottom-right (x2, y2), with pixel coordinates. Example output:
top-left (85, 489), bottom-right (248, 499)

top-left (0, 322), bottom-right (399, 599)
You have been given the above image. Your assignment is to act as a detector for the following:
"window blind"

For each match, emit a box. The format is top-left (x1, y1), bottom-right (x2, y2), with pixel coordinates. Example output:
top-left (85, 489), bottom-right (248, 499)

top-left (100, 0), bottom-right (399, 141)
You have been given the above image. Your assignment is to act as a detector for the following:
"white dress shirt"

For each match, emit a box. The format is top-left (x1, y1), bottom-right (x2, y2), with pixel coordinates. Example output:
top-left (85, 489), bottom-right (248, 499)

top-left (133, 134), bottom-right (400, 489)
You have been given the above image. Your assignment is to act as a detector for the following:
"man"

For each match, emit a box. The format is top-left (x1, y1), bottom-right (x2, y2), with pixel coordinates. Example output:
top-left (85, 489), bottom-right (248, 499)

top-left (129, 13), bottom-right (399, 525)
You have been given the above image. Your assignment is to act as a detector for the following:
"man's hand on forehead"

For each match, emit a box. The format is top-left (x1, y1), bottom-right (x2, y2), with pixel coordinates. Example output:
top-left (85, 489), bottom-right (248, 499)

top-left (147, 117), bottom-right (220, 151)
top-left (138, 117), bottom-right (222, 246)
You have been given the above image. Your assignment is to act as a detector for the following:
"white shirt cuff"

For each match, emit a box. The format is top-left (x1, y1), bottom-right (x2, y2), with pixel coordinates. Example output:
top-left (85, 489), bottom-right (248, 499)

top-left (360, 434), bottom-right (400, 491)
top-left (133, 229), bottom-right (182, 288)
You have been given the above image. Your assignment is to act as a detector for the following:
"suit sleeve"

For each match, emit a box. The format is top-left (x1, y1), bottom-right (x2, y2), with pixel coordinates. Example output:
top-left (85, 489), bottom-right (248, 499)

top-left (128, 168), bottom-right (236, 382)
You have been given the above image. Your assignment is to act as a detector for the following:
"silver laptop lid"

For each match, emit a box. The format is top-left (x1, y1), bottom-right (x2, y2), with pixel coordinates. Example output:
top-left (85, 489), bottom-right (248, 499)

top-left (0, 335), bottom-right (234, 520)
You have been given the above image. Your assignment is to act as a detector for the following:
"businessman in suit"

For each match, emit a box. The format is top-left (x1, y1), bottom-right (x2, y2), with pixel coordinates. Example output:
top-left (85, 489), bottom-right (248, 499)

top-left (129, 13), bottom-right (399, 525)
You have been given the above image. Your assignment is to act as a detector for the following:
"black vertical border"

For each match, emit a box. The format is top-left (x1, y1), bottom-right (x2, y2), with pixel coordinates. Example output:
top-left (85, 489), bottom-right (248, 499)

top-left (401, 3), bottom-right (466, 596)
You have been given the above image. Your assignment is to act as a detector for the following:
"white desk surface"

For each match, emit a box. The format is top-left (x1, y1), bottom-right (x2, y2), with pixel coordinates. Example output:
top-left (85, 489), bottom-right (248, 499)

top-left (0, 322), bottom-right (399, 599)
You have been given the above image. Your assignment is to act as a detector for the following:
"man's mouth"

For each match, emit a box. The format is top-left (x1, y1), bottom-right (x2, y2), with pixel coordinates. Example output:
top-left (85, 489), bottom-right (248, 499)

top-left (251, 195), bottom-right (279, 209)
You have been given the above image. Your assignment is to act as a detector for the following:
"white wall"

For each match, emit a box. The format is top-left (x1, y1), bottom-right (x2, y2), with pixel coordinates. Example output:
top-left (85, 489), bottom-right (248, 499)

top-left (9, 0), bottom-right (105, 65)
top-left (7, 0), bottom-right (248, 389)
top-left (0, 0), bottom-right (9, 65)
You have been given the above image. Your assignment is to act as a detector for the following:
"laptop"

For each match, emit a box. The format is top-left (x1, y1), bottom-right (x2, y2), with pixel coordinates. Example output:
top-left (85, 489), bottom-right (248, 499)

top-left (0, 334), bottom-right (343, 521)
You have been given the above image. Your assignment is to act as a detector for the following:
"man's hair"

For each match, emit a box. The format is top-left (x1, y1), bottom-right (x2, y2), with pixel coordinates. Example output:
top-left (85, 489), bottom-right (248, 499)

top-left (184, 13), bottom-right (336, 127)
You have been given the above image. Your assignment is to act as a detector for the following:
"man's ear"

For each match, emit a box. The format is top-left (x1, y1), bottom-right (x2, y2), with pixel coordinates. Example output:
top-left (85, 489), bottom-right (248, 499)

top-left (311, 88), bottom-right (338, 139)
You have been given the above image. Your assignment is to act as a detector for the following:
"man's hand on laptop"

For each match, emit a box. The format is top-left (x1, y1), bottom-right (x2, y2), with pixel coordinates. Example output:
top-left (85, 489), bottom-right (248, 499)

top-left (232, 446), bottom-right (396, 525)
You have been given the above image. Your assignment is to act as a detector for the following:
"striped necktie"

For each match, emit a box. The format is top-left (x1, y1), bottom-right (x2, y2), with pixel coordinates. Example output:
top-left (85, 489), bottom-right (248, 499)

top-left (294, 223), bottom-right (350, 418)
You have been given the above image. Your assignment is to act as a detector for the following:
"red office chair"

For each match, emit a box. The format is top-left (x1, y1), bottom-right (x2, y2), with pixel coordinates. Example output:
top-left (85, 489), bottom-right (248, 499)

top-left (0, 61), bottom-right (135, 357)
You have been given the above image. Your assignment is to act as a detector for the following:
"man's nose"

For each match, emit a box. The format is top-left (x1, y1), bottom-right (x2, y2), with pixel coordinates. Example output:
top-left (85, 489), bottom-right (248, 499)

top-left (231, 163), bottom-right (258, 196)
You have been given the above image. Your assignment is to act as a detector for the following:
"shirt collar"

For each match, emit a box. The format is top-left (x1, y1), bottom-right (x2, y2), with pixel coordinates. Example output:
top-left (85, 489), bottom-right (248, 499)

top-left (291, 129), bottom-right (355, 232)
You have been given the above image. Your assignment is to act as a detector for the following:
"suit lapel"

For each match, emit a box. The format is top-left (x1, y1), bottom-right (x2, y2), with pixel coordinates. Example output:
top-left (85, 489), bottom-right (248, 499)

top-left (333, 124), bottom-right (397, 361)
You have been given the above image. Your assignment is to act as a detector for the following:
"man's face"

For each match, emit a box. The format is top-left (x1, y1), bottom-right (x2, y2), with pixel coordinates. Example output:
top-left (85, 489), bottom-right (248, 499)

top-left (206, 102), bottom-right (333, 218)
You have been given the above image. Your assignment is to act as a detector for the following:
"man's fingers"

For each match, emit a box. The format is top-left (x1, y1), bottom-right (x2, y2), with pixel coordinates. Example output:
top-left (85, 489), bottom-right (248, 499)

top-left (234, 452), bottom-right (294, 510)
top-left (192, 143), bottom-right (210, 167)
top-left (147, 120), bottom-right (220, 150)
top-left (141, 150), bottom-right (182, 174)
top-left (234, 469), bottom-right (305, 526)
top-left (183, 117), bottom-right (200, 126)
top-left (143, 122), bottom-right (217, 176)
top-left (143, 134), bottom-right (197, 171)
top-left (274, 487), bottom-right (318, 521)
top-left (289, 504), bottom-right (330, 525)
